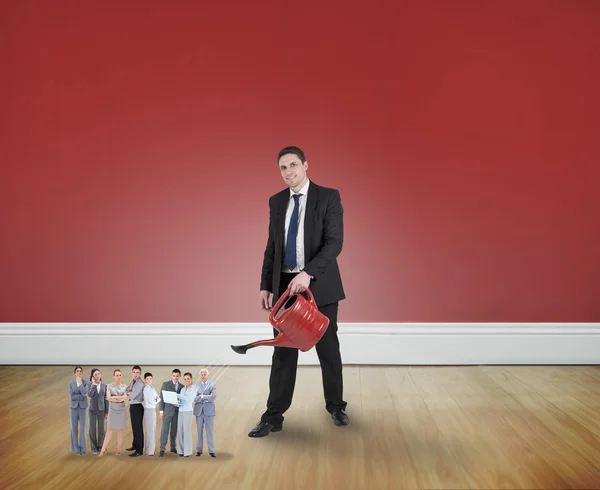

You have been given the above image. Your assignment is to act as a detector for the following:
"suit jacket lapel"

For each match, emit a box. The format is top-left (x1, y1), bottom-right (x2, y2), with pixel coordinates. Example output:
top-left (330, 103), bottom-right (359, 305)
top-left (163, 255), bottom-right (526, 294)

top-left (303, 182), bottom-right (317, 264)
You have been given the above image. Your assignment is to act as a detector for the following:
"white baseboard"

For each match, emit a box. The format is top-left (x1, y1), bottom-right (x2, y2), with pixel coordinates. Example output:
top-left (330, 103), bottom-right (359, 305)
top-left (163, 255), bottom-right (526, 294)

top-left (0, 323), bottom-right (599, 365)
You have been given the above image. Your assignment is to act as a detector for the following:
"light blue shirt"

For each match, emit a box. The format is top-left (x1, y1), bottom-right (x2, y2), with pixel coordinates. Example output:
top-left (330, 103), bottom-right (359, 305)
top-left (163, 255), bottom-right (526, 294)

top-left (143, 384), bottom-right (161, 409)
top-left (177, 384), bottom-right (199, 412)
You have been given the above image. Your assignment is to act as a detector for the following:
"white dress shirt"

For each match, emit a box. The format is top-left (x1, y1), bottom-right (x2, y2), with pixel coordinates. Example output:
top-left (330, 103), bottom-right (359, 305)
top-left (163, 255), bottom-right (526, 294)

top-left (283, 179), bottom-right (310, 273)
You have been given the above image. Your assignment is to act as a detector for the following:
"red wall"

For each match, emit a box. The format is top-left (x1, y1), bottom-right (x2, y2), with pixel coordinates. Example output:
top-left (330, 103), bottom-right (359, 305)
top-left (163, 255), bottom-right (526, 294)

top-left (1, 1), bottom-right (599, 323)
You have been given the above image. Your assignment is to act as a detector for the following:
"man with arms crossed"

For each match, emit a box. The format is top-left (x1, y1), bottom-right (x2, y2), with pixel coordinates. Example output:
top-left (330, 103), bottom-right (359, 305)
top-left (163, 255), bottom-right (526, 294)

top-left (158, 368), bottom-right (183, 457)
top-left (248, 145), bottom-right (349, 438)
top-left (194, 368), bottom-right (217, 457)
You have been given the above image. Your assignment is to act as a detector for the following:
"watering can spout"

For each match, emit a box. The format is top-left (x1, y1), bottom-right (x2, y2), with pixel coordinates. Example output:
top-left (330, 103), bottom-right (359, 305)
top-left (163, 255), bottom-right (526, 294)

top-left (230, 344), bottom-right (250, 354)
top-left (231, 333), bottom-right (295, 354)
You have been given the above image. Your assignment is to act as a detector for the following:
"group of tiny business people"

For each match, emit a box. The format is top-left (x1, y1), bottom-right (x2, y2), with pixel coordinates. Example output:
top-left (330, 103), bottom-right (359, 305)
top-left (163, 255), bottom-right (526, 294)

top-left (69, 365), bottom-right (217, 458)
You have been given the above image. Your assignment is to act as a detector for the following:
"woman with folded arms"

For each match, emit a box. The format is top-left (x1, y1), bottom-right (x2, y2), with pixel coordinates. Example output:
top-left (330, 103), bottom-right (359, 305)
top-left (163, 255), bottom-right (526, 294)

top-left (99, 369), bottom-right (128, 457)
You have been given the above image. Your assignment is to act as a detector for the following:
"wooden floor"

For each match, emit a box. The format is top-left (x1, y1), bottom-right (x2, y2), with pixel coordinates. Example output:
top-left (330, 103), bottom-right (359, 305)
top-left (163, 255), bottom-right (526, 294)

top-left (1, 365), bottom-right (600, 489)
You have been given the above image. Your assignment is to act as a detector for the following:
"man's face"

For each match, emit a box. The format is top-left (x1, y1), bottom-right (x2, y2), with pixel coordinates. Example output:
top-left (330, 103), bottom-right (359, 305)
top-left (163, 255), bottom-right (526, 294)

top-left (172, 372), bottom-right (180, 383)
top-left (279, 153), bottom-right (308, 190)
top-left (132, 369), bottom-right (141, 379)
top-left (200, 371), bottom-right (208, 383)
top-left (184, 375), bottom-right (192, 386)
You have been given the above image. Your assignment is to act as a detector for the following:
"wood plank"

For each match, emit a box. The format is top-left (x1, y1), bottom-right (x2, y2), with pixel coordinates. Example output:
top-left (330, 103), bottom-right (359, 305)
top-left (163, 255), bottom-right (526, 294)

top-left (481, 366), bottom-right (600, 488)
top-left (1, 365), bottom-right (600, 489)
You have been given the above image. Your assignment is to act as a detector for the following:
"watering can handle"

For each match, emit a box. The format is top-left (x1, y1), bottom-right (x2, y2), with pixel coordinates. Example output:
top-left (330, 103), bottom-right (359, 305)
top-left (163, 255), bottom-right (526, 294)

top-left (303, 287), bottom-right (315, 304)
top-left (269, 287), bottom-right (315, 326)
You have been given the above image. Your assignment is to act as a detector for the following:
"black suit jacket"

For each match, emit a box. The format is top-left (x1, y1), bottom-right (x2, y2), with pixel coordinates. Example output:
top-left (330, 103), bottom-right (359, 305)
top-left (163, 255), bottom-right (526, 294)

top-left (260, 181), bottom-right (345, 307)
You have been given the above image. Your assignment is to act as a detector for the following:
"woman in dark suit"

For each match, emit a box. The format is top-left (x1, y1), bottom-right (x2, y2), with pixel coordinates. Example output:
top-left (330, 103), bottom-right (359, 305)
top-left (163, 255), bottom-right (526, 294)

top-left (87, 368), bottom-right (109, 455)
top-left (68, 366), bottom-right (89, 455)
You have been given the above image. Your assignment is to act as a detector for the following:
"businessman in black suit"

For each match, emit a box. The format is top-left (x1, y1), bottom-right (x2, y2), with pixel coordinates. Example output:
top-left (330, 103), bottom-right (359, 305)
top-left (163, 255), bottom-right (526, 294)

top-left (248, 145), bottom-right (349, 438)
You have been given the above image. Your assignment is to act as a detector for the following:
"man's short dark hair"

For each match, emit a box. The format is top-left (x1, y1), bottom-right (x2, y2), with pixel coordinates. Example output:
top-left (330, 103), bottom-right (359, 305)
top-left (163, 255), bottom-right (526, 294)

top-left (132, 365), bottom-right (141, 372)
top-left (278, 146), bottom-right (305, 163)
top-left (172, 369), bottom-right (181, 375)
top-left (144, 372), bottom-right (152, 379)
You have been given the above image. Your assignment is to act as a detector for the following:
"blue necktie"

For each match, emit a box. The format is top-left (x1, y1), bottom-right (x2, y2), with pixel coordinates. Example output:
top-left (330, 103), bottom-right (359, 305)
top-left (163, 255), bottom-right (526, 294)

top-left (285, 193), bottom-right (302, 270)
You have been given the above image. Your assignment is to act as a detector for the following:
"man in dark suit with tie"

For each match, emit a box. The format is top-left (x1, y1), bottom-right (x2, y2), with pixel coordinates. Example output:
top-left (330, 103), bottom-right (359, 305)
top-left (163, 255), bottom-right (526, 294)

top-left (248, 145), bottom-right (350, 438)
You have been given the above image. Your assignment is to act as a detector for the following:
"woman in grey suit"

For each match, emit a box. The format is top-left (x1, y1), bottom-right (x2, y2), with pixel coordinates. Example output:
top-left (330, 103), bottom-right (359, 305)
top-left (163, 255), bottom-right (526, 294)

top-left (99, 369), bottom-right (128, 457)
top-left (88, 368), bottom-right (109, 455)
top-left (69, 366), bottom-right (89, 455)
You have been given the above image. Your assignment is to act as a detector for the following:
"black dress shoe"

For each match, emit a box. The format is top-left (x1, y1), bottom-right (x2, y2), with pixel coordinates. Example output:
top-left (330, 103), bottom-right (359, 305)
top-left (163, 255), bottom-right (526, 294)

top-left (331, 409), bottom-right (350, 426)
top-left (248, 421), bottom-right (282, 438)
top-left (210, 453), bottom-right (216, 457)
top-left (170, 448), bottom-right (177, 454)
top-left (196, 452), bottom-right (202, 456)
top-left (159, 450), bottom-right (165, 457)
top-left (126, 446), bottom-right (135, 451)
top-left (129, 452), bottom-right (142, 457)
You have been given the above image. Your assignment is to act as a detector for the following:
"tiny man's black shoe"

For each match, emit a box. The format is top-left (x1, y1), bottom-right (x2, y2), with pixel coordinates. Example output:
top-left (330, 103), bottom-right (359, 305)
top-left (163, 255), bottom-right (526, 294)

top-left (331, 409), bottom-right (350, 426)
top-left (170, 448), bottom-right (177, 454)
top-left (196, 452), bottom-right (202, 456)
top-left (159, 450), bottom-right (165, 457)
top-left (126, 446), bottom-right (135, 451)
top-left (129, 452), bottom-right (142, 457)
top-left (210, 453), bottom-right (216, 457)
top-left (248, 421), bottom-right (282, 438)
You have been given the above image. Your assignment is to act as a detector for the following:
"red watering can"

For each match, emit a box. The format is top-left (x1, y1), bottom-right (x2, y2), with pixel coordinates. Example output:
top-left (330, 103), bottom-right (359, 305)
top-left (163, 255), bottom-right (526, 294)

top-left (231, 287), bottom-right (329, 354)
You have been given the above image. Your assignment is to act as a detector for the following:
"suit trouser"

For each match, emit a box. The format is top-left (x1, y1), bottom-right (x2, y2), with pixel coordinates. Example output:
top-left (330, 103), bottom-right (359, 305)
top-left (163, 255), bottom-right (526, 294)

top-left (88, 409), bottom-right (106, 453)
top-left (261, 273), bottom-right (347, 427)
top-left (195, 413), bottom-right (215, 453)
top-left (160, 410), bottom-right (179, 451)
top-left (70, 407), bottom-right (87, 454)
top-left (176, 411), bottom-right (193, 456)
top-left (144, 409), bottom-right (157, 455)
top-left (129, 404), bottom-right (144, 454)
